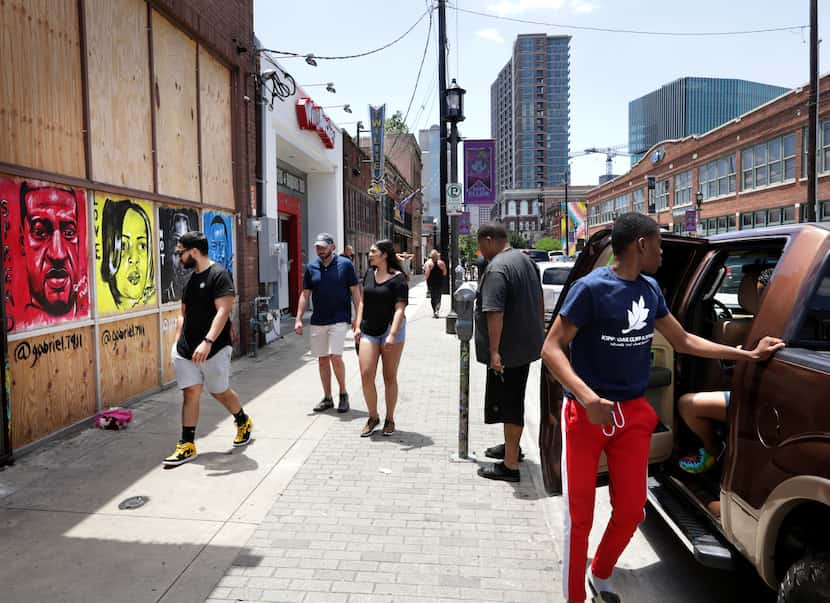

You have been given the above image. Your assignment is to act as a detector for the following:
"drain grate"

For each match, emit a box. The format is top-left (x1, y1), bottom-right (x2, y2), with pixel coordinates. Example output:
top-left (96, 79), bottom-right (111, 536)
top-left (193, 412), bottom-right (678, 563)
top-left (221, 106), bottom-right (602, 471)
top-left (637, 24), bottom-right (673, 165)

top-left (118, 495), bottom-right (148, 510)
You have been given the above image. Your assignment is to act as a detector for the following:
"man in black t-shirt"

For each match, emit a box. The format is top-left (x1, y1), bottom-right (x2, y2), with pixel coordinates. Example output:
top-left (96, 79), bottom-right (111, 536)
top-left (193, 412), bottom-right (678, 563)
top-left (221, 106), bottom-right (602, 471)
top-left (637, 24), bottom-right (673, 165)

top-left (163, 231), bottom-right (252, 467)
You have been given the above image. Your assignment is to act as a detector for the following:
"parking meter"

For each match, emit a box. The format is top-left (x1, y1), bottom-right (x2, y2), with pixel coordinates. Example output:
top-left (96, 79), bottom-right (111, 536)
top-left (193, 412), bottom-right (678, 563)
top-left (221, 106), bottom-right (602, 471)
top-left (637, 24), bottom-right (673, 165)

top-left (453, 281), bottom-right (476, 342)
top-left (454, 263), bottom-right (465, 286)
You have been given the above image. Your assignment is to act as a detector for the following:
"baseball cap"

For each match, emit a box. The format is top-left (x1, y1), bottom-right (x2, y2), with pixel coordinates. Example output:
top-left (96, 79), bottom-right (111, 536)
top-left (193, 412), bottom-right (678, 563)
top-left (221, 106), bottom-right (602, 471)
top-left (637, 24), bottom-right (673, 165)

top-left (314, 232), bottom-right (335, 247)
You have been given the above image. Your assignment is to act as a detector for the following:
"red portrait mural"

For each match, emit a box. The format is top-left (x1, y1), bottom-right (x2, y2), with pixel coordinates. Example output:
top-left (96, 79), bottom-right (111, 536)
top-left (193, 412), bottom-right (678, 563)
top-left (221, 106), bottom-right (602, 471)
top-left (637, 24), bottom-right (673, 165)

top-left (0, 175), bottom-right (90, 333)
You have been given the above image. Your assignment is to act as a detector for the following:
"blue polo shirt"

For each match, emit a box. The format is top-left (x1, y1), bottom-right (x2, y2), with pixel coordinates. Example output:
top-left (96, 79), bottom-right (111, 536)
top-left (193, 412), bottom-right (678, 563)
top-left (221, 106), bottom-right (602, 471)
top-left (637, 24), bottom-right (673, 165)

top-left (303, 255), bottom-right (359, 325)
top-left (558, 266), bottom-right (669, 401)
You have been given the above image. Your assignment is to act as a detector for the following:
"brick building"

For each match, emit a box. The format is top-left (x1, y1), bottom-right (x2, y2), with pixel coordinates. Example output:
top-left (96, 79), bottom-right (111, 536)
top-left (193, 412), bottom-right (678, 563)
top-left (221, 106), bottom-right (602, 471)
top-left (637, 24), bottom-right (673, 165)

top-left (587, 75), bottom-right (830, 237)
top-left (0, 0), bottom-right (256, 451)
top-left (343, 132), bottom-right (377, 276)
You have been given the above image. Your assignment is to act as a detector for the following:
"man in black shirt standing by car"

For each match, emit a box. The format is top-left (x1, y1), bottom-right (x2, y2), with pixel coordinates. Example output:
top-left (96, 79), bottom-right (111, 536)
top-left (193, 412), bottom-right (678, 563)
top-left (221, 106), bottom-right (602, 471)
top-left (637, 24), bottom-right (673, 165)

top-left (163, 231), bottom-right (252, 467)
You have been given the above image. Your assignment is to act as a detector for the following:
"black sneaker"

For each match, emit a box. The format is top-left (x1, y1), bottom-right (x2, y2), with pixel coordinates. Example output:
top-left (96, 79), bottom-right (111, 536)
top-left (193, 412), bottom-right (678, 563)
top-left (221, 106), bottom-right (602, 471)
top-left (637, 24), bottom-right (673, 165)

top-left (588, 574), bottom-right (621, 603)
top-left (337, 393), bottom-right (350, 413)
top-left (313, 398), bottom-right (334, 412)
top-left (484, 443), bottom-right (525, 462)
top-left (477, 462), bottom-right (520, 482)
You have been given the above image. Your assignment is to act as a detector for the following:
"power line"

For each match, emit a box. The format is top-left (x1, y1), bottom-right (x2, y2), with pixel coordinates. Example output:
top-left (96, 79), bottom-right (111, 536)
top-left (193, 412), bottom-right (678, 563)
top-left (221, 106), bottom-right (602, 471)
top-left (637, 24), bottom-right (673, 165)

top-left (446, 4), bottom-right (806, 37)
top-left (260, 7), bottom-right (431, 61)
top-left (388, 7), bottom-right (435, 155)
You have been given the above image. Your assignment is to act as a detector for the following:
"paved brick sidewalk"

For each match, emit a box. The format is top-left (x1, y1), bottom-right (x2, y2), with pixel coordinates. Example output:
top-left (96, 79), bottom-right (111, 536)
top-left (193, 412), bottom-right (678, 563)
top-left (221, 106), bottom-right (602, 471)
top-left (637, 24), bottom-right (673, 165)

top-left (208, 282), bottom-right (560, 603)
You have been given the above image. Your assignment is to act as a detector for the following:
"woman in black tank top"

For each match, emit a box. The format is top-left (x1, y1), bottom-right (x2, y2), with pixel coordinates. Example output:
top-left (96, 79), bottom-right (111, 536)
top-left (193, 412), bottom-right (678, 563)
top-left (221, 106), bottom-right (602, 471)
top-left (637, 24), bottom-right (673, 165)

top-left (424, 249), bottom-right (447, 318)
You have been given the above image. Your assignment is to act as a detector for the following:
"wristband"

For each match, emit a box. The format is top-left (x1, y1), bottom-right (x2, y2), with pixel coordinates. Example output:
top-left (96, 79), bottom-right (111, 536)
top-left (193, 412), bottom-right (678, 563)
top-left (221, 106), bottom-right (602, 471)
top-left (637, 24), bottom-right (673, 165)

top-left (204, 337), bottom-right (214, 344)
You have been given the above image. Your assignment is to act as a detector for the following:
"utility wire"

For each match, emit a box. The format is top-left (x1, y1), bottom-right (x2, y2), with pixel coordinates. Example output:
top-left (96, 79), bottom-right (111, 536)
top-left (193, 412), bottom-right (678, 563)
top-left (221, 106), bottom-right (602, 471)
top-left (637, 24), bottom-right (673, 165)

top-left (388, 7), bottom-right (435, 155)
top-left (446, 4), bottom-right (805, 37)
top-left (260, 7), bottom-right (431, 61)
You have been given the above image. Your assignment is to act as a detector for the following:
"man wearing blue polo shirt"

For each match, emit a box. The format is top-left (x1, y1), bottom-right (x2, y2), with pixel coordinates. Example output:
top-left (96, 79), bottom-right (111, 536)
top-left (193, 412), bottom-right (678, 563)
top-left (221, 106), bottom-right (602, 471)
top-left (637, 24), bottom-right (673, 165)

top-left (295, 233), bottom-right (361, 413)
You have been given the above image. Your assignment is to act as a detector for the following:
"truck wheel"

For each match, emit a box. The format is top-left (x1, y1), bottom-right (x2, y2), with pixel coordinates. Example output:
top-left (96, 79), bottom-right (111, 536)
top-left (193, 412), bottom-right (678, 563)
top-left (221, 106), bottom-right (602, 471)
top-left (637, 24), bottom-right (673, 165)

top-left (777, 554), bottom-right (830, 603)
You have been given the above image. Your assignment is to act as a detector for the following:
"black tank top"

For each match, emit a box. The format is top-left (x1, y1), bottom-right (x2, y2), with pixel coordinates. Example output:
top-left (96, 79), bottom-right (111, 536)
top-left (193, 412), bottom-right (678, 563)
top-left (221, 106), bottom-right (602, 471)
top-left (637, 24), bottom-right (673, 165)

top-left (427, 259), bottom-right (443, 287)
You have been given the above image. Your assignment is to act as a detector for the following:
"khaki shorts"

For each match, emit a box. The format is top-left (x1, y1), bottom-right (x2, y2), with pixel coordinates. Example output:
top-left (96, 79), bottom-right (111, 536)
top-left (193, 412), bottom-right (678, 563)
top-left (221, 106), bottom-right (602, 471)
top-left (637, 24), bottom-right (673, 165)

top-left (172, 344), bottom-right (232, 393)
top-left (309, 322), bottom-right (349, 357)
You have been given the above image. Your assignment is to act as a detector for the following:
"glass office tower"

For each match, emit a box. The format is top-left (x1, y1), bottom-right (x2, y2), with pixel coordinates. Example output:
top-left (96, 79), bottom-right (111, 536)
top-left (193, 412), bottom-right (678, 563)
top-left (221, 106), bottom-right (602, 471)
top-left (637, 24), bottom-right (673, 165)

top-left (491, 34), bottom-right (571, 192)
top-left (629, 77), bottom-right (789, 164)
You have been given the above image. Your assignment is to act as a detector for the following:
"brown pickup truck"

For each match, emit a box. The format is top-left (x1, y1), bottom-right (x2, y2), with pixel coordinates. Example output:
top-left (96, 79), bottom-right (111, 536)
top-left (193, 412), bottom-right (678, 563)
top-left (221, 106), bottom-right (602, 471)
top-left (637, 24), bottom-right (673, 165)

top-left (540, 223), bottom-right (830, 600)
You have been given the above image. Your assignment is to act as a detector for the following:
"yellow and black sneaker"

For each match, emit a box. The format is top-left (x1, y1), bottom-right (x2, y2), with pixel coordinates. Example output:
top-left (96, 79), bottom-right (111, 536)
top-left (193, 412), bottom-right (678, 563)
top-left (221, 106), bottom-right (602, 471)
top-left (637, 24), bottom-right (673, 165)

top-left (162, 441), bottom-right (197, 467)
top-left (233, 417), bottom-right (253, 447)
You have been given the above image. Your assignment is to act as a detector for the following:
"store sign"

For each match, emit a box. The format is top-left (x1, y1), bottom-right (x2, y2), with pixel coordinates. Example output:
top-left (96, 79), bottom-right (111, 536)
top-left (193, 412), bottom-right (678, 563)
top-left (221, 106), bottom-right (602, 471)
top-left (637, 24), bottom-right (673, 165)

top-left (369, 104), bottom-right (386, 195)
top-left (295, 97), bottom-right (336, 149)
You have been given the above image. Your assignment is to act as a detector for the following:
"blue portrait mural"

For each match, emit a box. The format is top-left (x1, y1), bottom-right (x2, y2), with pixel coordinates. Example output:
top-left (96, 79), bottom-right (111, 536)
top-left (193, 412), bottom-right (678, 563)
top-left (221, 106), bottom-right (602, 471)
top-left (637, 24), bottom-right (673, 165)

top-left (203, 211), bottom-right (234, 274)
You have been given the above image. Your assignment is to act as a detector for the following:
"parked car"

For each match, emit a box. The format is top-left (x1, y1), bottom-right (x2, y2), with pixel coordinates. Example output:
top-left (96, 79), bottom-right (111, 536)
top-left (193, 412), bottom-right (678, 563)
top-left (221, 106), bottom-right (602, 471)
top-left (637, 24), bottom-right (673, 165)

top-left (520, 248), bottom-right (551, 263)
top-left (537, 261), bottom-right (575, 317)
top-left (549, 250), bottom-right (564, 261)
top-left (539, 224), bottom-right (830, 600)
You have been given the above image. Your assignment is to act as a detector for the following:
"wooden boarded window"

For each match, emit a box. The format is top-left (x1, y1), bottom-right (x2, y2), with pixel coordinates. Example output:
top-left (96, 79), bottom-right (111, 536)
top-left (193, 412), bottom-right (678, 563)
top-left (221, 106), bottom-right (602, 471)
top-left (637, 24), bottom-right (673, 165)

top-left (199, 47), bottom-right (234, 209)
top-left (152, 10), bottom-right (200, 202)
top-left (85, 0), bottom-right (153, 190)
top-left (0, 0), bottom-right (85, 177)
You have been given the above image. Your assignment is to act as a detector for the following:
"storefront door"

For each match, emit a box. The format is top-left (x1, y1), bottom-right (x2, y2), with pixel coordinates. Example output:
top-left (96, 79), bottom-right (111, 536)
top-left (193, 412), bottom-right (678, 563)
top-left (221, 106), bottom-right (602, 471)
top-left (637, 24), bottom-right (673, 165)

top-left (278, 193), bottom-right (303, 315)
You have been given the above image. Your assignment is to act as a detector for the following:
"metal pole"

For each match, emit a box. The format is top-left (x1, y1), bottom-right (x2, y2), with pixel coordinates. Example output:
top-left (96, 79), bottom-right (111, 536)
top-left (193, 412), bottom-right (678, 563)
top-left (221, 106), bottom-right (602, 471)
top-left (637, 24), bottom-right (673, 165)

top-left (459, 338), bottom-right (469, 458)
top-left (450, 123), bottom-right (459, 299)
top-left (437, 0), bottom-right (449, 284)
top-left (564, 168), bottom-right (570, 256)
top-left (805, 0), bottom-right (819, 222)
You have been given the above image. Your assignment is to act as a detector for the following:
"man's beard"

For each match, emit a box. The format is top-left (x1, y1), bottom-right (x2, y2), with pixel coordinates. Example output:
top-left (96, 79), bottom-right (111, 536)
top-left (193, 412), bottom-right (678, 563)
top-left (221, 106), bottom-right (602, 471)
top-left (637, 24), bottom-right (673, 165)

top-left (182, 256), bottom-right (197, 269)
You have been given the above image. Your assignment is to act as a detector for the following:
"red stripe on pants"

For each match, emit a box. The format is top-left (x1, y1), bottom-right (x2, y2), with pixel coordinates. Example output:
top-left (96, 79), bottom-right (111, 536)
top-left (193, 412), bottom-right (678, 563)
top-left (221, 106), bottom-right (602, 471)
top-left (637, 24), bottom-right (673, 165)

top-left (561, 396), bottom-right (658, 602)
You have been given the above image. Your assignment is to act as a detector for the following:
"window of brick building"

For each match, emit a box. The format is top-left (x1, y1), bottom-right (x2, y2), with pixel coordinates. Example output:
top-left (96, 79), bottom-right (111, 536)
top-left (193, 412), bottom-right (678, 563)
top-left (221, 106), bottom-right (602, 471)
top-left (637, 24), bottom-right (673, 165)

top-left (656, 179), bottom-right (670, 211)
top-left (743, 132), bottom-right (797, 191)
top-left (698, 154), bottom-right (736, 201)
top-left (674, 170), bottom-right (692, 206)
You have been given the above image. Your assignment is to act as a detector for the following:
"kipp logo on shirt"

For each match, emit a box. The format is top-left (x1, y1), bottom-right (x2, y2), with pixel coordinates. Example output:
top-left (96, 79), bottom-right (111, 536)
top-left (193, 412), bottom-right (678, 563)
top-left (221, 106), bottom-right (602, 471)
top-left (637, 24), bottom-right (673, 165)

top-left (621, 296), bottom-right (650, 334)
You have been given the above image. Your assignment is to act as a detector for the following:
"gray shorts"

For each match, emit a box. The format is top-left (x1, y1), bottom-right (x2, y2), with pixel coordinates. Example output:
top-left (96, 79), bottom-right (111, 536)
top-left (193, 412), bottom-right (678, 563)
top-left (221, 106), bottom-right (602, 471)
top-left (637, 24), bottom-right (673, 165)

top-left (172, 344), bottom-right (232, 393)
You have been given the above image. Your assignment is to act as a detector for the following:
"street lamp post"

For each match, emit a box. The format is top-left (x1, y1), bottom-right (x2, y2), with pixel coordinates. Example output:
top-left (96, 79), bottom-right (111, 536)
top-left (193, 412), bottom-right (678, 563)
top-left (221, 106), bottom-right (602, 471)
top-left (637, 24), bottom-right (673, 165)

top-left (695, 191), bottom-right (704, 237)
top-left (562, 166), bottom-right (570, 256)
top-left (445, 78), bottom-right (465, 332)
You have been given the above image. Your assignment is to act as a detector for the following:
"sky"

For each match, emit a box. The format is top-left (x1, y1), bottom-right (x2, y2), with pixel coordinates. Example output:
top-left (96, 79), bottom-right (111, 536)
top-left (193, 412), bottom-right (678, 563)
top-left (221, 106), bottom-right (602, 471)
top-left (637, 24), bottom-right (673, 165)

top-left (254, 0), bottom-right (827, 187)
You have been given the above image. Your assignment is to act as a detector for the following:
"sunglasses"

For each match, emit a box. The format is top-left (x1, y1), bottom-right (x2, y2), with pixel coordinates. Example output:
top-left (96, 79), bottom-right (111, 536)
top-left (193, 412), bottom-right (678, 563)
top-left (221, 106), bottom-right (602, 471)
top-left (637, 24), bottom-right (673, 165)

top-left (174, 248), bottom-right (188, 257)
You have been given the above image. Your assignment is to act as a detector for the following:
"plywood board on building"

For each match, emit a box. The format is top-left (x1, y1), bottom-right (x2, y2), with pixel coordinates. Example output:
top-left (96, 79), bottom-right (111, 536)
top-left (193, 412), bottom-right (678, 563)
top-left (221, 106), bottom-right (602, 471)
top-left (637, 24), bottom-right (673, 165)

top-left (85, 0), bottom-right (153, 190)
top-left (0, 0), bottom-right (85, 177)
top-left (161, 309), bottom-right (180, 384)
top-left (199, 47), bottom-right (234, 209)
top-left (152, 10), bottom-right (200, 202)
top-left (9, 327), bottom-right (96, 447)
top-left (99, 314), bottom-right (160, 407)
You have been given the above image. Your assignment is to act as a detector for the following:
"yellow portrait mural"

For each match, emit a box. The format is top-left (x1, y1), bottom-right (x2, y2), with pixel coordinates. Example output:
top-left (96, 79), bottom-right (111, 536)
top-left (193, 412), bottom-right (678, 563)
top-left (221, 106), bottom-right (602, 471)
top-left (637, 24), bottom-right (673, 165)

top-left (94, 194), bottom-right (157, 313)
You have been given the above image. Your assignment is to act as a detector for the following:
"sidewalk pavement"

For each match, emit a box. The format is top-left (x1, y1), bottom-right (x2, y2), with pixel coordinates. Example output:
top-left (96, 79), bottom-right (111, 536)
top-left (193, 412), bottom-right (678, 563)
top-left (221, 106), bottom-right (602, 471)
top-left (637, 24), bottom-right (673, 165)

top-left (0, 277), bottom-right (561, 603)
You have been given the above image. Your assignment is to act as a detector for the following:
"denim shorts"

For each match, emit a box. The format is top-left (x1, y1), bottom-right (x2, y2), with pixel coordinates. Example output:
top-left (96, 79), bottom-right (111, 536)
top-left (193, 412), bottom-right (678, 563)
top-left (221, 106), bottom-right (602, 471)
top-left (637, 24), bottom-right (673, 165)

top-left (361, 321), bottom-right (406, 345)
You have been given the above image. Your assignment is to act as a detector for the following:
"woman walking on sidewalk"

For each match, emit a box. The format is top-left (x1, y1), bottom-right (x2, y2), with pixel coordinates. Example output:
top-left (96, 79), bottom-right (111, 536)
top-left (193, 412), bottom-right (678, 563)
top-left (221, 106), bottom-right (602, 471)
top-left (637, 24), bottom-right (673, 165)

top-left (424, 249), bottom-right (447, 318)
top-left (354, 240), bottom-right (409, 437)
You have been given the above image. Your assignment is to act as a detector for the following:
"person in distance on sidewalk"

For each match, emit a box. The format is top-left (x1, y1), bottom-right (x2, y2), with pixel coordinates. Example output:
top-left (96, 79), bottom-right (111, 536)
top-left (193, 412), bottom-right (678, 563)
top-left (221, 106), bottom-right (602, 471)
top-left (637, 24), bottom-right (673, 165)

top-left (354, 240), bottom-right (409, 437)
top-left (164, 231), bottom-right (251, 467)
top-left (424, 249), bottom-right (447, 318)
top-left (474, 222), bottom-right (545, 482)
top-left (295, 233), bottom-right (361, 414)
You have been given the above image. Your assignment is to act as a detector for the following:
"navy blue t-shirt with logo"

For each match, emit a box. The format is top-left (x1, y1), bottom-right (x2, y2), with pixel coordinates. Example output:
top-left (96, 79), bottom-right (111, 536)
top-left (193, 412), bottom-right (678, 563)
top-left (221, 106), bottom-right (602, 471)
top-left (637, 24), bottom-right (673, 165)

top-left (558, 266), bottom-right (669, 401)
top-left (303, 255), bottom-right (359, 325)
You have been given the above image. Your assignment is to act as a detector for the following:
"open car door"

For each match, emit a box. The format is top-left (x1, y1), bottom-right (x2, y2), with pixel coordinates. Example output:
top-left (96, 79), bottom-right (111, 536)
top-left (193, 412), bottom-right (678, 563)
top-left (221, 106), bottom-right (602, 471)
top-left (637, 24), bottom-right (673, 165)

top-left (539, 229), bottom-right (709, 495)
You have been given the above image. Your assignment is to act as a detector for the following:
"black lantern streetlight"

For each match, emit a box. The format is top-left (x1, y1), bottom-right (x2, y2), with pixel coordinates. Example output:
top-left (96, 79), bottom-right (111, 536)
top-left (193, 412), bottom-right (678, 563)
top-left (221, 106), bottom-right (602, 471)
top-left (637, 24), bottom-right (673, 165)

top-left (446, 78), bottom-right (466, 124)
top-left (444, 78), bottom-right (466, 332)
top-left (695, 190), bottom-right (704, 237)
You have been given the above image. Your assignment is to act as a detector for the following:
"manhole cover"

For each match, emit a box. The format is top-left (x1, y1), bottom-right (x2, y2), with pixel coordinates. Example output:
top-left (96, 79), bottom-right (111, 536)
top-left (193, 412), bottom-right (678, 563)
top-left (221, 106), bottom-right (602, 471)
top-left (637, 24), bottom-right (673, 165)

top-left (118, 495), bottom-right (148, 510)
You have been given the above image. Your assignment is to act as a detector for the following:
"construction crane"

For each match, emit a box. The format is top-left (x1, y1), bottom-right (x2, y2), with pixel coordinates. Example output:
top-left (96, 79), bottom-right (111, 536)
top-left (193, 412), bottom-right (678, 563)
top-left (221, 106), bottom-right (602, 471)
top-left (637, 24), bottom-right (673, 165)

top-left (583, 145), bottom-right (631, 178)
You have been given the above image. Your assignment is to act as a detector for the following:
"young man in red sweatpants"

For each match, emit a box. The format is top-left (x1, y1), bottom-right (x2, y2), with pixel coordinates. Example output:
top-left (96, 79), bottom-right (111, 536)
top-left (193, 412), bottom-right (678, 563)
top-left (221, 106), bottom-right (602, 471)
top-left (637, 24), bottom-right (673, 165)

top-left (541, 212), bottom-right (784, 603)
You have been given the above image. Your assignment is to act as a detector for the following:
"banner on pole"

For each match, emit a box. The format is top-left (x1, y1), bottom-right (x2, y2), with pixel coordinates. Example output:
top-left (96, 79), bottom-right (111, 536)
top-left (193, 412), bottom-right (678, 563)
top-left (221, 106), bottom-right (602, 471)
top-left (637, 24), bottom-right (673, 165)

top-left (463, 139), bottom-right (496, 205)
top-left (369, 104), bottom-right (386, 196)
top-left (685, 209), bottom-right (698, 233)
top-left (458, 211), bottom-right (471, 236)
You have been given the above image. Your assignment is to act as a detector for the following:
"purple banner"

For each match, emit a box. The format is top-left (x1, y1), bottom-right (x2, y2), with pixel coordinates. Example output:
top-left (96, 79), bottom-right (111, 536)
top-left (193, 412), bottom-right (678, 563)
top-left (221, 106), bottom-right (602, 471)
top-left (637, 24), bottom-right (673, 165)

top-left (463, 139), bottom-right (496, 205)
top-left (458, 211), bottom-right (471, 236)
top-left (685, 209), bottom-right (697, 233)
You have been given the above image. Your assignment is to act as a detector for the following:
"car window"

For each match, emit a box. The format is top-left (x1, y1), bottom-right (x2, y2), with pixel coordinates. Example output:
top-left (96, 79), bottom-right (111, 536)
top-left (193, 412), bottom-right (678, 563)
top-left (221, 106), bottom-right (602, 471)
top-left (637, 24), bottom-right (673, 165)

top-left (713, 253), bottom-right (779, 312)
top-left (524, 250), bottom-right (550, 262)
top-left (795, 260), bottom-right (830, 349)
top-left (543, 267), bottom-right (570, 286)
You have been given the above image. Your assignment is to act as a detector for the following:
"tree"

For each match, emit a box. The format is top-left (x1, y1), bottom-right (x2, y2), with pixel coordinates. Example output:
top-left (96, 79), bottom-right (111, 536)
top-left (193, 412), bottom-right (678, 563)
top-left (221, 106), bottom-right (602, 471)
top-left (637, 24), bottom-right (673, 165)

top-left (533, 237), bottom-right (562, 252)
top-left (385, 111), bottom-right (409, 134)
top-left (509, 231), bottom-right (528, 249)
top-left (459, 230), bottom-right (479, 266)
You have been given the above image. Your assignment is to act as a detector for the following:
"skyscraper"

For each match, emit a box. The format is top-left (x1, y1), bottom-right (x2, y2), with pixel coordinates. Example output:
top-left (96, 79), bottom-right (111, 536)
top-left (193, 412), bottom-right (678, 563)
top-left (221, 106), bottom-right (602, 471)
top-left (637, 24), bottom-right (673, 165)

top-left (418, 125), bottom-right (442, 235)
top-left (491, 34), bottom-right (571, 192)
top-left (629, 77), bottom-right (790, 164)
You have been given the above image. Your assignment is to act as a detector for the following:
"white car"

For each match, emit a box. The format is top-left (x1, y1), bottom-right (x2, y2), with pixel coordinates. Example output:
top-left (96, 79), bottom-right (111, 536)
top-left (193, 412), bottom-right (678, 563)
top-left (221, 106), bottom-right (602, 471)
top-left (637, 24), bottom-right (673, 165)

top-left (537, 261), bottom-right (575, 316)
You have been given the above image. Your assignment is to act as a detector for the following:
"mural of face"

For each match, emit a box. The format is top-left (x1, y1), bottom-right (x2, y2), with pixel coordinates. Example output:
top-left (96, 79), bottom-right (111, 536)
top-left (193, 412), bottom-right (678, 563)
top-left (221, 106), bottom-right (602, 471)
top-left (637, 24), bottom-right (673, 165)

top-left (115, 208), bottom-right (150, 303)
top-left (171, 213), bottom-right (191, 271)
top-left (210, 220), bottom-right (229, 269)
top-left (22, 187), bottom-right (80, 315)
